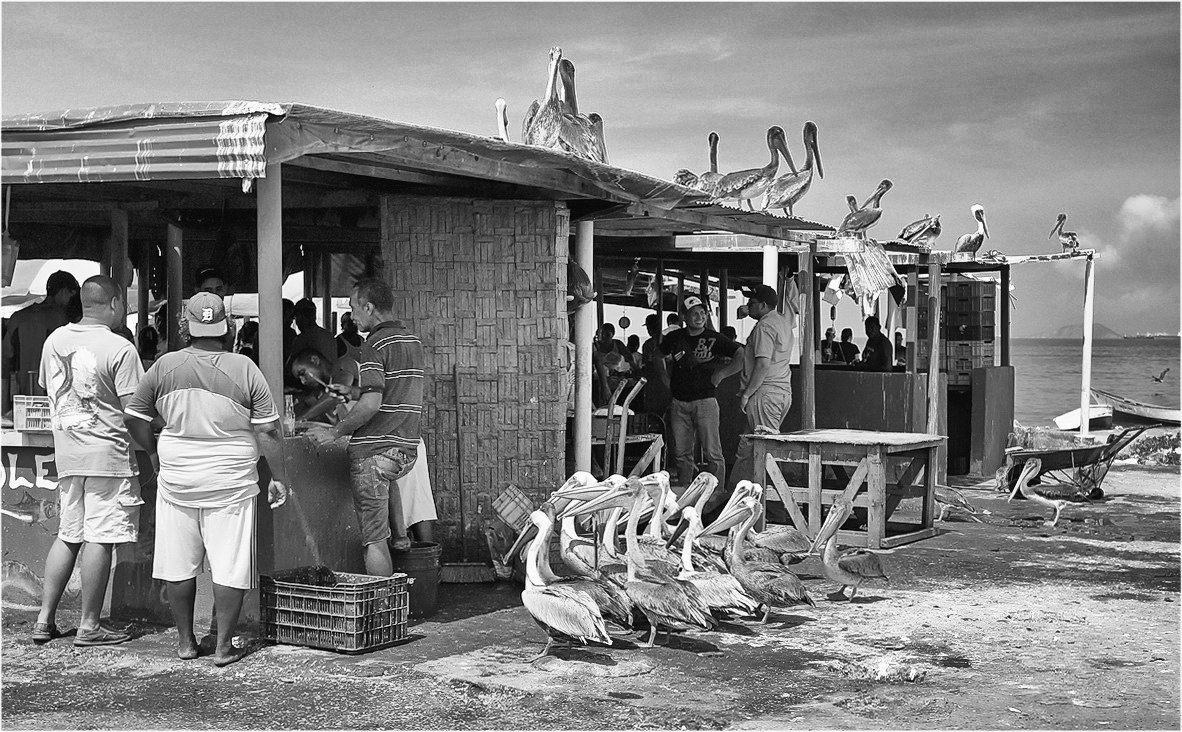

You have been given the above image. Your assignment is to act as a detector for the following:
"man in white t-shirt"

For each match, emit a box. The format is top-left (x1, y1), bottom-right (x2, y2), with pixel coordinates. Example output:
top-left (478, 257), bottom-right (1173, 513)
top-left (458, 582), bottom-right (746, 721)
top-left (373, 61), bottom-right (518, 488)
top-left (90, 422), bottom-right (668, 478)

top-left (34, 275), bottom-right (142, 647)
top-left (126, 292), bottom-right (288, 667)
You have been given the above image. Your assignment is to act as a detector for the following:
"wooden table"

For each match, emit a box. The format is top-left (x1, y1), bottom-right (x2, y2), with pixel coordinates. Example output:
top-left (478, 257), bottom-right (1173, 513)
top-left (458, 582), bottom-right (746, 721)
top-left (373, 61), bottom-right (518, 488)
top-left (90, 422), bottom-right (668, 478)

top-left (752, 429), bottom-right (946, 549)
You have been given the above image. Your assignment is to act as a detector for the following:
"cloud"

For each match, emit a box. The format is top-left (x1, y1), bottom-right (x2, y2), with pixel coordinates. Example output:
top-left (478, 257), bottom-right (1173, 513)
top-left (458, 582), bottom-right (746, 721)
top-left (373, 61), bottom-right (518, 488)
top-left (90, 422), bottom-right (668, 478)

top-left (1094, 195), bottom-right (1181, 264)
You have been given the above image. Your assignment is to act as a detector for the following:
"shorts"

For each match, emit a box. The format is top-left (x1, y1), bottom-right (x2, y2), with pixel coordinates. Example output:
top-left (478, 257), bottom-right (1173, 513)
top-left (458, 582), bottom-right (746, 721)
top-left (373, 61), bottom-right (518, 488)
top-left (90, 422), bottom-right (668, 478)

top-left (349, 446), bottom-right (416, 546)
top-left (57, 476), bottom-right (141, 544)
top-left (152, 494), bottom-right (257, 590)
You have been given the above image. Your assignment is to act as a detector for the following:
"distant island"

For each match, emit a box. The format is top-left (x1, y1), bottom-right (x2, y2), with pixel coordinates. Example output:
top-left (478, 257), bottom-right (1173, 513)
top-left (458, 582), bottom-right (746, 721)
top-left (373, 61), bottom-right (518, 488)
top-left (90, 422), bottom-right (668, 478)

top-left (1024, 323), bottom-right (1124, 339)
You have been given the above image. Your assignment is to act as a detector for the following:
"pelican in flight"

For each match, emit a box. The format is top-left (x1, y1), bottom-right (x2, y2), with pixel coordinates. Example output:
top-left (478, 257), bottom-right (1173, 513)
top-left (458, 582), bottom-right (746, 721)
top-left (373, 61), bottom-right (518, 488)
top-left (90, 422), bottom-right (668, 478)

top-left (522, 47), bottom-right (564, 149)
top-left (713, 126), bottom-right (797, 211)
top-left (1007, 458), bottom-right (1090, 527)
top-left (495, 98), bottom-right (510, 143)
top-left (1151, 368), bottom-right (1171, 383)
top-left (809, 500), bottom-right (890, 601)
top-left (1049, 213), bottom-right (1080, 253)
top-left (898, 213), bottom-right (942, 248)
top-left (836, 179), bottom-right (893, 238)
top-left (954, 204), bottom-right (989, 255)
top-left (762, 121), bottom-right (823, 217)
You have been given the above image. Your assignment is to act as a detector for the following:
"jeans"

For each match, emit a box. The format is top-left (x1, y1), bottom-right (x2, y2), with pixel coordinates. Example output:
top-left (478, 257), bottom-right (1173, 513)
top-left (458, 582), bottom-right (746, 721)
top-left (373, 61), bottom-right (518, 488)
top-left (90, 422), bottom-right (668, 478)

top-left (729, 381), bottom-right (793, 491)
top-left (670, 396), bottom-right (725, 486)
top-left (349, 447), bottom-right (416, 546)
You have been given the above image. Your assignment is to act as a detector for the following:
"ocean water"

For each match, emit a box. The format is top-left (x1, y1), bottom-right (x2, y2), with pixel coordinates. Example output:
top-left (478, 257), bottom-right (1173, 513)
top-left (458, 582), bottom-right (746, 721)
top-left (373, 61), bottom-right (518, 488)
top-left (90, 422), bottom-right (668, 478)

top-left (1011, 338), bottom-right (1181, 426)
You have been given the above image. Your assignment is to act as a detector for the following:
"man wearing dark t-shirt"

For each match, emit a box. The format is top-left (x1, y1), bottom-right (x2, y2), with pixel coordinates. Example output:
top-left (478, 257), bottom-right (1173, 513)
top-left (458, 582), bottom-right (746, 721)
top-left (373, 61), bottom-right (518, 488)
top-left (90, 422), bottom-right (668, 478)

top-left (659, 296), bottom-right (743, 486)
top-left (860, 315), bottom-right (894, 372)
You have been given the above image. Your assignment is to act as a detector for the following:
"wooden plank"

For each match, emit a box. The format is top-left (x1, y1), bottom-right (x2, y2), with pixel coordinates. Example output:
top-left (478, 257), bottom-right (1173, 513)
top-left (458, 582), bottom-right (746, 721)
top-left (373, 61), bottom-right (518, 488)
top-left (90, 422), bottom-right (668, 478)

top-left (800, 241), bottom-right (816, 430)
top-left (765, 454), bottom-right (810, 537)
top-left (627, 202), bottom-right (813, 243)
top-left (922, 444), bottom-right (937, 529)
top-left (880, 527), bottom-right (938, 549)
top-left (1000, 265), bottom-right (1011, 366)
top-left (754, 437), bottom-right (769, 532)
top-left (893, 455), bottom-right (925, 493)
top-left (866, 447), bottom-right (887, 548)
top-left (628, 436), bottom-right (665, 478)
top-left (838, 457), bottom-right (869, 504)
top-left (752, 429), bottom-right (944, 448)
top-left (926, 258), bottom-right (942, 436)
top-left (808, 444), bottom-right (822, 538)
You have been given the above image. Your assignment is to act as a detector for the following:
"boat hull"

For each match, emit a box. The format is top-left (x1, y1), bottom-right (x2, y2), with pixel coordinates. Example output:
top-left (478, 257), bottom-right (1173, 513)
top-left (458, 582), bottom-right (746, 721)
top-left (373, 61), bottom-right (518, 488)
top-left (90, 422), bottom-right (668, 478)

top-left (1090, 388), bottom-right (1181, 426)
top-left (1053, 405), bottom-right (1114, 431)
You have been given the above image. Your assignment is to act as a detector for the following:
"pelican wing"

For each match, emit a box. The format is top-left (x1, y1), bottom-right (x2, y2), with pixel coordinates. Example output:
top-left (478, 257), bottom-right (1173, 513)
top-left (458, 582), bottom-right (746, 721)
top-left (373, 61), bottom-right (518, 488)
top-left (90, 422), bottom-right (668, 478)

top-left (751, 525), bottom-right (813, 554)
top-left (836, 549), bottom-right (887, 580)
top-left (521, 100), bottom-right (540, 143)
top-left (762, 169), bottom-right (813, 212)
top-left (837, 207), bottom-right (883, 235)
top-left (522, 585), bottom-right (612, 645)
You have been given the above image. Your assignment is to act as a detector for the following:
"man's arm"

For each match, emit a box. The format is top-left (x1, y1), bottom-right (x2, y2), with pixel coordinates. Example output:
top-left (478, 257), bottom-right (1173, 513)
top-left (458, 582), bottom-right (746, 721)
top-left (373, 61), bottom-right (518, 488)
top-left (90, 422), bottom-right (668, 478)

top-left (711, 346), bottom-right (744, 386)
top-left (304, 391), bottom-right (381, 446)
top-left (253, 420), bottom-right (290, 508)
top-left (124, 408), bottom-right (159, 480)
top-left (740, 355), bottom-right (771, 411)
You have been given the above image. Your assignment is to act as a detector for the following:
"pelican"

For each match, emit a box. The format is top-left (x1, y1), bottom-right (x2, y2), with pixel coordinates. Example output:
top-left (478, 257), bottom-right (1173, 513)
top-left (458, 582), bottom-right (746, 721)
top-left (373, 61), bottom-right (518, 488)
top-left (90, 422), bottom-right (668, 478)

top-left (545, 502), bottom-right (634, 630)
top-left (836, 179), bottom-right (893, 238)
top-left (676, 507), bottom-right (761, 619)
top-left (713, 126), bottom-right (797, 211)
top-left (762, 121), bottom-right (823, 217)
top-left (522, 47), bottom-right (564, 149)
top-left (555, 57), bottom-right (608, 163)
top-left (520, 509), bottom-right (613, 660)
top-left (934, 485), bottom-right (990, 523)
top-left (1007, 457), bottom-right (1089, 527)
top-left (716, 498), bottom-right (815, 622)
top-left (616, 478), bottom-right (716, 647)
top-left (1049, 213), bottom-right (1080, 253)
top-left (810, 500), bottom-right (890, 601)
top-left (495, 98), bottom-right (510, 143)
top-left (954, 204), bottom-right (989, 255)
top-left (898, 214), bottom-right (942, 248)
top-left (588, 113), bottom-right (608, 164)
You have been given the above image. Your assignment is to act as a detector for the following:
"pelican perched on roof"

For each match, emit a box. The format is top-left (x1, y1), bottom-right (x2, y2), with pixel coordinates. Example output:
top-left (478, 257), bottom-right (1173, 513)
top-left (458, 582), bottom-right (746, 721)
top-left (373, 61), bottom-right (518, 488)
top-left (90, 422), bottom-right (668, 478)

top-left (954, 204), bottom-right (989, 255)
top-left (520, 508), bottom-right (613, 660)
top-left (494, 98), bottom-right (511, 143)
top-left (836, 179), bottom-right (893, 238)
top-left (713, 126), bottom-right (797, 211)
top-left (810, 500), bottom-right (890, 601)
top-left (556, 58), bottom-right (608, 164)
top-left (762, 121), bottom-right (823, 217)
top-left (522, 47), bottom-right (564, 149)
top-left (1007, 457), bottom-right (1090, 527)
top-left (898, 214), bottom-right (942, 248)
top-left (1049, 213), bottom-right (1080, 253)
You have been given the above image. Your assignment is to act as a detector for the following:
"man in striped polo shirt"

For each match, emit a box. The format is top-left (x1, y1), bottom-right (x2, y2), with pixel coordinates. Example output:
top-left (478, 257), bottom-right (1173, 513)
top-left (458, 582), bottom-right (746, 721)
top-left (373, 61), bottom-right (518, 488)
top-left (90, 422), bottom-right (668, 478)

top-left (306, 279), bottom-right (424, 577)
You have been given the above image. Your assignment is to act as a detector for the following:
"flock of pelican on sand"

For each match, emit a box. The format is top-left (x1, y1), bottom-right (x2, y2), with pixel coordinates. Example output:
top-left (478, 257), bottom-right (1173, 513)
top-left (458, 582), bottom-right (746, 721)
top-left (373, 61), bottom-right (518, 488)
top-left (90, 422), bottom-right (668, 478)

top-left (505, 471), bottom-right (888, 660)
top-left (495, 47), bottom-right (1086, 260)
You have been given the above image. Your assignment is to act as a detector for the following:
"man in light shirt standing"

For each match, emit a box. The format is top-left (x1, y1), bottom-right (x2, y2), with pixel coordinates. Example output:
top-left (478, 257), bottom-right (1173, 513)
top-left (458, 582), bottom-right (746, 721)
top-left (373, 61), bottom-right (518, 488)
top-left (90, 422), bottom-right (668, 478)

top-left (126, 292), bottom-right (288, 667)
top-left (33, 275), bottom-right (142, 647)
top-left (728, 284), bottom-right (795, 492)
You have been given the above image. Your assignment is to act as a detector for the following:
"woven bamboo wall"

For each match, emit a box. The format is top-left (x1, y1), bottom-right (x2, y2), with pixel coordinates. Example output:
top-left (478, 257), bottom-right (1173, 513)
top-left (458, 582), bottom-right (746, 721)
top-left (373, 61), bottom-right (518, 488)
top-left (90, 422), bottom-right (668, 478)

top-left (379, 196), bottom-right (569, 562)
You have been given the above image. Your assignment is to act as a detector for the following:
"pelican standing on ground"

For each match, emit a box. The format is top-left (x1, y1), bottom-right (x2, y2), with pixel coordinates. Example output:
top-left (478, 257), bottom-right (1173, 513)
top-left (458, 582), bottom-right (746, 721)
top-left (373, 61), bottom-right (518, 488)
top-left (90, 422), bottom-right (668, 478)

top-left (675, 507), bottom-right (761, 618)
top-left (714, 498), bottom-right (815, 622)
top-left (713, 126), bottom-right (797, 211)
top-left (762, 121), bottom-right (823, 216)
top-left (520, 509), bottom-right (613, 660)
top-left (1049, 213), bottom-right (1080, 253)
top-left (836, 179), bottom-right (893, 238)
top-left (1007, 457), bottom-right (1089, 527)
top-left (954, 204), bottom-right (989, 255)
top-left (934, 485), bottom-right (990, 523)
top-left (810, 500), bottom-right (890, 601)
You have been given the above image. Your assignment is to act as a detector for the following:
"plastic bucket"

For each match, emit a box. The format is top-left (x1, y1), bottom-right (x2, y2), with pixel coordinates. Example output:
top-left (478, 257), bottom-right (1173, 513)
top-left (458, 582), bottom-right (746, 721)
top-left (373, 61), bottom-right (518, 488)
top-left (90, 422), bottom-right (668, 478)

top-left (390, 541), bottom-right (441, 618)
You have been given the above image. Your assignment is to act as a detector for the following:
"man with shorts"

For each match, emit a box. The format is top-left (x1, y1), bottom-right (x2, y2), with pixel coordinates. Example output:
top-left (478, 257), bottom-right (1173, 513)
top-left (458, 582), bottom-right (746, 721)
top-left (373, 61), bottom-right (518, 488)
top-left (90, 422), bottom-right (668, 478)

top-left (306, 278), bottom-right (424, 576)
top-left (126, 292), bottom-right (288, 666)
top-left (33, 275), bottom-right (142, 647)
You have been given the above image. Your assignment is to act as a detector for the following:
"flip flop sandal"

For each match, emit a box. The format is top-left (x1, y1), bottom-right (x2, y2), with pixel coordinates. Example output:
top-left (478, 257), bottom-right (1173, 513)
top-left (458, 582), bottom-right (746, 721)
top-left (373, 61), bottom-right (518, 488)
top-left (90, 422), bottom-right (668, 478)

top-left (31, 622), bottom-right (65, 645)
top-left (73, 626), bottom-right (131, 647)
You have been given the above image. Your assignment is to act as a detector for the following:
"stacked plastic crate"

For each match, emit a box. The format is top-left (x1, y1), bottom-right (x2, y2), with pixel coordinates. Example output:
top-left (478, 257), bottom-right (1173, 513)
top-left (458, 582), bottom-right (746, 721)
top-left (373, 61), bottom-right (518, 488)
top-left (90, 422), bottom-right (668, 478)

top-left (912, 275), bottom-right (997, 385)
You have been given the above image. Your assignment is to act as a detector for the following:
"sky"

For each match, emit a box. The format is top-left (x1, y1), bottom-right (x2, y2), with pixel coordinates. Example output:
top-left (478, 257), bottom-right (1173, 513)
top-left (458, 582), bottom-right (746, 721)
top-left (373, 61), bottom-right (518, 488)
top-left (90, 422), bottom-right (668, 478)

top-left (2, 1), bottom-right (1179, 337)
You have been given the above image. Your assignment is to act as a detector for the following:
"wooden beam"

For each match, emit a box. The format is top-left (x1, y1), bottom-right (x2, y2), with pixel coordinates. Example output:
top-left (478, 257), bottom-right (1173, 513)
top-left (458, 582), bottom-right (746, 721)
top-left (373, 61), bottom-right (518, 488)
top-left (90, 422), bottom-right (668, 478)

top-left (257, 163), bottom-right (285, 403)
top-left (166, 224), bottom-right (183, 353)
top-left (926, 257), bottom-right (942, 434)
top-left (800, 242), bottom-right (816, 430)
top-left (574, 221), bottom-right (595, 473)
top-left (1000, 265), bottom-right (1010, 366)
top-left (109, 209), bottom-right (129, 289)
top-left (629, 204), bottom-right (818, 243)
top-left (764, 454), bottom-right (810, 536)
top-left (1079, 255), bottom-right (1096, 437)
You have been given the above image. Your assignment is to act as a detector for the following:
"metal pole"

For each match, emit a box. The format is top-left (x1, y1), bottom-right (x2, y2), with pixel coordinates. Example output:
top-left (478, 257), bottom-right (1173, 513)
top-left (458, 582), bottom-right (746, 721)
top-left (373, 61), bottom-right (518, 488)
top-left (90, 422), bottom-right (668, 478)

top-left (574, 221), bottom-right (595, 472)
top-left (762, 244), bottom-right (777, 289)
top-left (166, 224), bottom-right (183, 354)
top-left (1079, 255), bottom-right (1096, 437)
top-left (257, 164), bottom-right (285, 402)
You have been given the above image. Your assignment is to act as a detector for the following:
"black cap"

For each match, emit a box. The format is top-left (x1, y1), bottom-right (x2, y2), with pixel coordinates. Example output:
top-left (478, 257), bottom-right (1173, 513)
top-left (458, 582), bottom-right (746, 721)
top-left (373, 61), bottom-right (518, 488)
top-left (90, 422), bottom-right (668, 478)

top-left (742, 284), bottom-right (778, 308)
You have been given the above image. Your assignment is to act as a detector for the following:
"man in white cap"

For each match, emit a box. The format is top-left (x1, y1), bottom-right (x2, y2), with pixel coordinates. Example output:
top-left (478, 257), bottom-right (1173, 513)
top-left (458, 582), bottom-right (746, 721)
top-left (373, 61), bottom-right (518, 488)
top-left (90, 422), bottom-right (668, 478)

top-left (658, 295), bottom-right (743, 487)
top-left (126, 291), bottom-right (288, 667)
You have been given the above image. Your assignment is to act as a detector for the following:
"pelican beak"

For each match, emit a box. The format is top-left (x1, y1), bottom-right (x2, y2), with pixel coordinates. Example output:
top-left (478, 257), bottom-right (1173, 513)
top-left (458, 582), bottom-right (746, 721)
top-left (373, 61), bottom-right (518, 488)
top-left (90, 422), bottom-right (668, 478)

top-left (558, 484), bottom-right (632, 519)
top-left (553, 480), bottom-right (613, 502)
top-left (666, 515), bottom-right (690, 548)
top-left (502, 524), bottom-right (537, 565)
top-left (775, 132), bottom-right (798, 176)
top-left (1048, 222), bottom-right (1059, 238)
top-left (699, 501), bottom-right (749, 536)
top-left (813, 139), bottom-right (824, 179)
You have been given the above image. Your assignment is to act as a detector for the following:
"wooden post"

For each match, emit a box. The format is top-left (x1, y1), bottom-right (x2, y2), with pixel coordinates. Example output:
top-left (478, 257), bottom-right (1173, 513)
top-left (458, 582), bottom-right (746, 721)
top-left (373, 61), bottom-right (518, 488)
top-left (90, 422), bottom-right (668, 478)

top-left (257, 164), bottom-right (285, 402)
top-left (700, 267), bottom-right (710, 328)
top-left (800, 242), bottom-right (816, 430)
top-left (166, 224), bottom-right (183, 354)
top-left (906, 267), bottom-right (919, 372)
top-left (1000, 264), bottom-right (1011, 367)
top-left (136, 240), bottom-right (150, 337)
top-left (719, 268), bottom-right (729, 333)
top-left (655, 258), bottom-right (665, 328)
top-left (109, 209), bottom-right (129, 291)
top-left (1079, 255), bottom-right (1096, 437)
top-left (762, 243), bottom-right (777, 291)
top-left (320, 251), bottom-right (333, 330)
top-left (595, 265), bottom-right (605, 329)
top-left (574, 221), bottom-right (595, 472)
top-left (926, 258), bottom-right (942, 435)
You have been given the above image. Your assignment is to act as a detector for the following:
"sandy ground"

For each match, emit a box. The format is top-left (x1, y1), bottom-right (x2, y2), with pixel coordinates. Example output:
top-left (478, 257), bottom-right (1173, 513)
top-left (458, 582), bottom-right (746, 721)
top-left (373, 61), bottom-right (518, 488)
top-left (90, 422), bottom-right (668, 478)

top-left (2, 465), bottom-right (1178, 730)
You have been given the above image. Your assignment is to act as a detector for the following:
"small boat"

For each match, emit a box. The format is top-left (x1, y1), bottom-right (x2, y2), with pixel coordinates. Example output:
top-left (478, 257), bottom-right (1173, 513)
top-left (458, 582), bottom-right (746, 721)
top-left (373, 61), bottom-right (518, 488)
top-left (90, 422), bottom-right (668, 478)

top-left (1090, 387), bottom-right (1181, 426)
top-left (1052, 404), bottom-right (1114, 431)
